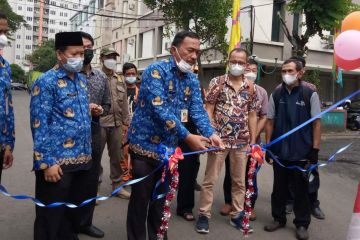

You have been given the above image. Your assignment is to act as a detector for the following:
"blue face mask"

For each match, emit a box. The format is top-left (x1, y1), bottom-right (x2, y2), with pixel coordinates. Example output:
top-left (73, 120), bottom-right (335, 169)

top-left (63, 57), bottom-right (84, 73)
top-left (125, 76), bottom-right (137, 84)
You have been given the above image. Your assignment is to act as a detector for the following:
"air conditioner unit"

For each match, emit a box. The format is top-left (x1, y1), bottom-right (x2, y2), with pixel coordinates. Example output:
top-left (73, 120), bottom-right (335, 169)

top-left (164, 42), bottom-right (171, 51)
top-left (129, 3), bottom-right (135, 11)
top-left (128, 38), bottom-right (135, 45)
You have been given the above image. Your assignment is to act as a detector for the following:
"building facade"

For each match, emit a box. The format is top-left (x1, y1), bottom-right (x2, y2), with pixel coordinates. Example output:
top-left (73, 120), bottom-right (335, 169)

top-left (69, 0), bottom-right (360, 102)
top-left (3, 0), bottom-right (76, 71)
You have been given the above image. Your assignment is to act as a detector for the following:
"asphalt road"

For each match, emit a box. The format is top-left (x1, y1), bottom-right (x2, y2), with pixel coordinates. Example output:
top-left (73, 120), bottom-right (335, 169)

top-left (0, 91), bottom-right (359, 240)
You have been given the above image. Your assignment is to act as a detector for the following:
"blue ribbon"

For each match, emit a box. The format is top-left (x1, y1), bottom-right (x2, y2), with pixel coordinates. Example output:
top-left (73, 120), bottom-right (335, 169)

top-left (265, 143), bottom-right (353, 172)
top-left (0, 164), bottom-right (163, 208)
top-left (0, 89), bottom-right (358, 207)
top-left (263, 89), bottom-right (360, 149)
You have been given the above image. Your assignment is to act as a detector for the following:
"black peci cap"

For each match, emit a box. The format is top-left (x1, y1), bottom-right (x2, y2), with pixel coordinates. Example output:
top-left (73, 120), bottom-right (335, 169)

top-left (55, 32), bottom-right (83, 50)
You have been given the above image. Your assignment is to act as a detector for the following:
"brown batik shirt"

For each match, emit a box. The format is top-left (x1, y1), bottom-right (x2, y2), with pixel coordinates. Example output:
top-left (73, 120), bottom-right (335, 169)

top-left (205, 74), bottom-right (259, 148)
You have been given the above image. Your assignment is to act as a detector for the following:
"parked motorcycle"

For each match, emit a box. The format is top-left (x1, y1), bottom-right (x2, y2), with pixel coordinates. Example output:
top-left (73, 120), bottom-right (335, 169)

top-left (343, 100), bottom-right (360, 130)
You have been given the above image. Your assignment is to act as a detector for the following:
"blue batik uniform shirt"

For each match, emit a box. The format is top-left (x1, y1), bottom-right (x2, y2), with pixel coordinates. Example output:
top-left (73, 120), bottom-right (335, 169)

top-left (30, 65), bottom-right (92, 172)
top-left (128, 57), bottom-right (214, 160)
top-left (0, 56), bottom-right (15, 151)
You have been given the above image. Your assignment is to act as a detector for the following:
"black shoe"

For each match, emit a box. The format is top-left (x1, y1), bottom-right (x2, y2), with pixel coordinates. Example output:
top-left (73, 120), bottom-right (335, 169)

top-left (286, 203), bottom-right (293, 214)
top-left (194, 181), bottom-right (202, 191)
top-left (311, 207), bottom-right (325, 220)
top-left (264, 221), bottom-right (286, 232)
top-left (295, 226), bottom-right (309, 240)
top-left (79, 225), bottom-right (105, 238)
top-left (195, 215), bottom-right (209, 234)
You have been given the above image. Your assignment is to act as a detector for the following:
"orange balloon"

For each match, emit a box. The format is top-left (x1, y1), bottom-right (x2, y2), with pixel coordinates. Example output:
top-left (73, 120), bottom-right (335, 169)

top-left (342, 11), bottom-right (360, 32)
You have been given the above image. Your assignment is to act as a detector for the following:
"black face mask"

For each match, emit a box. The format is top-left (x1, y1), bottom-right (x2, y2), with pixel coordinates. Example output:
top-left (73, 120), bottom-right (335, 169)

top-left (83, 49), bottom-right (94, 65)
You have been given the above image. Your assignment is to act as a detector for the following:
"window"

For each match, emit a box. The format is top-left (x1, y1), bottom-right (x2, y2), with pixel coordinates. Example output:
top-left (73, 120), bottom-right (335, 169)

top-left (50, 1), bottom-right (56, 5)
top-left (50, 19), bottom-right (55, 24)
top-left (27, 0), bottom-right (33, 2)
top-left (73, 4), bottom-right (78, 9)
top-left (16, 44), bottom-right (21, 49)
top-left (65, 13), bottom-right (68, 17)
top-left (17, 35), bottom-right (21, 39)
top-left (64, 22), bottom-right (67, 26)
top-left (50, 29), bottom-right (55, 33)
top-left (26, 35), bottom-right (32, 40)
top-left (16, 55), bottom-right (20, 60)
top-left (65, 4), bottom-right (68, 8)
top-left (25, 55), bottom-right (31, 61)
top-left (271, 0), bottom-right (285, 42)
top-left (89, 1), bottom-right (95, 14)
top-left (60, 21), bottom-right (63, 26)
top-left (25, 45), bottom-right (31, 50)
top-left (26, 17), bottom-right (33, 21)
top-left (60, 3), bottom-right (63, 7)
top-left (98, 0), bottom-right (104, 9)
top-left (27, 7), bottom-right (33, 11)
top-left (18, 6), bottom-right (22, 10)
top-left (60, 12), bottom-right (64, 17)
top-left (50, 10), bottom-right (56, 15)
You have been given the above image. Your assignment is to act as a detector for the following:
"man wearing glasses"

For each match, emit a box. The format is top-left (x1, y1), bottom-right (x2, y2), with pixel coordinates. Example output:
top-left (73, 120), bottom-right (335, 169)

top-left (196, 48), bottom-right (258, 234)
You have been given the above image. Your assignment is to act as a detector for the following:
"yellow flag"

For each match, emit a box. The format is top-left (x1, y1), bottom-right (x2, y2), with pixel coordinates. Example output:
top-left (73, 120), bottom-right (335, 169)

top-left (228, 0), bottom-right (241, 54)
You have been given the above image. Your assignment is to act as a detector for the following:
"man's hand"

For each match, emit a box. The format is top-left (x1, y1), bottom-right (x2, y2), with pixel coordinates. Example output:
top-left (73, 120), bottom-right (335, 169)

top-left (307, 148), bottom-right (319, 164)
top-left (184, 133), bottom-right (210, 151)
top-left (265, 151), bottom-right (273, 165)
top-left (90, 103), bottom-right (104, 117)
top-left (3, 149), bottom-right (13, 169)
top-left (122, 125), bottom-right (129, 143)
top-left (44, 164), bottom-right (63, 183)
top-left (209, 134), bottom-right (225, 149)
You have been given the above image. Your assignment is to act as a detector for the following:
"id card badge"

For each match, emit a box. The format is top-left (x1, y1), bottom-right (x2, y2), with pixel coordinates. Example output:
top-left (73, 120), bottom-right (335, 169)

top-left (181, 109), bottom-right (189, 123)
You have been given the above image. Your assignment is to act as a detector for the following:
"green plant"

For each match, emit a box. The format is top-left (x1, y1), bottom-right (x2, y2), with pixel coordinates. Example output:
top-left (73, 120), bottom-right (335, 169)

top-left (303, 69), bottom-right (321, 93)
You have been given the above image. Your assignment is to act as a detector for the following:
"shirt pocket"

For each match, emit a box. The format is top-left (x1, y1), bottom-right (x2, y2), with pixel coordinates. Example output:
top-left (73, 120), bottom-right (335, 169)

top-left (116, 85), bottom-right (125, 103)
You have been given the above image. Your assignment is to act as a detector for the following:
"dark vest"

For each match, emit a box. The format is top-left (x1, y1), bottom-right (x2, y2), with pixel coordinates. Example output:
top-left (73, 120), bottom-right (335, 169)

top-left (270, 84), bottom-right (314, 161)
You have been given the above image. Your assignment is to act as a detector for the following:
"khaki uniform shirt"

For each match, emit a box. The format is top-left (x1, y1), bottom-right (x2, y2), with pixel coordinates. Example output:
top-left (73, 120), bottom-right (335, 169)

top-left (100, 71), bottom-right (130, 127)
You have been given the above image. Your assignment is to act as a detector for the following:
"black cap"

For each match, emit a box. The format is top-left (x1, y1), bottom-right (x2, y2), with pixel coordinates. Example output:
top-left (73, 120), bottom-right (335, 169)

top-left (55, 32), bottom-right (83, 50)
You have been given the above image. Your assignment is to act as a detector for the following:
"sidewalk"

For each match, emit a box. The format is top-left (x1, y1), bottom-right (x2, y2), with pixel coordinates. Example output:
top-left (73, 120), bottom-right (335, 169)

top-left (322, 130), bottom-right (360, 140)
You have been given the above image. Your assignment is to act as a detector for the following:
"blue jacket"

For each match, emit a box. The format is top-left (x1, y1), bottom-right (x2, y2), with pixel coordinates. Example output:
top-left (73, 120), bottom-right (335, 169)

top-left (0, 56), bottom-right (15, 151)
top-left (270, 85), bottom-right (314, 161)
top-left (128, 57), bottom-right (214, 160)
top-left (30, 66), bottom-right (92, 172)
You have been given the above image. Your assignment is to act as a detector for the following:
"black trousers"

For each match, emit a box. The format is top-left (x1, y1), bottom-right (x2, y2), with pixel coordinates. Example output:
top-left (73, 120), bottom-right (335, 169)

top-left (78, 123), bottom-right (103, 228)
top-left (34, 169), bottom-right (92, 240)
top-left (271, 161), bottom-right (311, 228)
top-left (176, 141), bottom-right (200, 215)
top-left (127, 152), bottom-right (167, 240)
top-left (223, 156), bottom-right (258, 207)
top-left (286, 168), bottom-right (320, 209)
top-left (0, 150), bottom-right (4, 184)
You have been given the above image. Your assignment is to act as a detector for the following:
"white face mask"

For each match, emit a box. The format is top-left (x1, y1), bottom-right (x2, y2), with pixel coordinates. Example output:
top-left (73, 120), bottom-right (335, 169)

top-left (229, 64), bottom-right (245, 77)
top-left (244, 72), bottom-right (257, 82)
top-left (0, 34), bottom-right (8, 50)
top-left (63, 57), bottom-right (84, 73)
top-left (125, 76), bottom-right (137, 84)
top-left (104, 59), bottom-right (117, 70)
top-left (174, 47), bottom-right (193, 73)
top-left (282, 74), bottom-right (298, 85)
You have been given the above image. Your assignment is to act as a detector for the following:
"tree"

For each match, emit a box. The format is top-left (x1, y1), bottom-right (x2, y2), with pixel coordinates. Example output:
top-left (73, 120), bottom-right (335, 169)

top-left (143, 0), bottom-right (232, 84)
top-left (29, 40), bottom-right (57, 72)
top-left (0, 0), bottom-right (26, 38)
top-left (279, 0), bottom-right (354, 57)
top-left (10, 63), bottom-right (25, 83)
